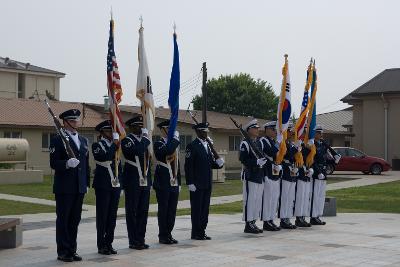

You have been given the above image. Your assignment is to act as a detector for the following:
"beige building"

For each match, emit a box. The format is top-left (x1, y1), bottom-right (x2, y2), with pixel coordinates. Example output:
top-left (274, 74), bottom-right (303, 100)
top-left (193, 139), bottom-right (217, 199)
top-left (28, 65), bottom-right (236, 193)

top-left (0, 57), bottom-right (64, 100)
top-left (342, 68), bottom-right (400, 165)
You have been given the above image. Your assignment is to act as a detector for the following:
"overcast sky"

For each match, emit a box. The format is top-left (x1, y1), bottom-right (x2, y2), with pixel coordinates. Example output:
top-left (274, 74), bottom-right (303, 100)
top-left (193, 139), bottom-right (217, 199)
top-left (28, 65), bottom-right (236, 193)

top-left (2, 0), bottom-right (399, 115)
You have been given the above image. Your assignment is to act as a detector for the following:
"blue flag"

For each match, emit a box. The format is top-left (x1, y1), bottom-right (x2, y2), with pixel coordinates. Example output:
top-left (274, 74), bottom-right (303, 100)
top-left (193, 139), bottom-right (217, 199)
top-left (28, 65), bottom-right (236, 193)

top-left (308, 69), bottom-right (317, 141)
top-left (167, 33), bottom-right (180, 143)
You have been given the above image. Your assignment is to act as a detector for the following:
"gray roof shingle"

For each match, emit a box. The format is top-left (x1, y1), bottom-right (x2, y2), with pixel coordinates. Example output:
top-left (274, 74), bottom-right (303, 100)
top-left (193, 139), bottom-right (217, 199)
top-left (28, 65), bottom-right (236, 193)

top-left (316, 109), bottom-right (352, 133)
top-left (0, 57), bottom-right (65, 76)
top-left (342, 68), bottom-right (400, 102)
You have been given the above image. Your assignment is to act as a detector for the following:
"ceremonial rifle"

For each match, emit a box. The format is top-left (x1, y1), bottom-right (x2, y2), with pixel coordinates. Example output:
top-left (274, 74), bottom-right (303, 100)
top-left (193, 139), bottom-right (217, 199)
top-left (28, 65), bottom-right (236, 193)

top-left (229, 117), bottom-right (265, 159)
top-left (187, 110), bottom-right (220, 159)
top-left (44, 99), bottom-right (76, 159)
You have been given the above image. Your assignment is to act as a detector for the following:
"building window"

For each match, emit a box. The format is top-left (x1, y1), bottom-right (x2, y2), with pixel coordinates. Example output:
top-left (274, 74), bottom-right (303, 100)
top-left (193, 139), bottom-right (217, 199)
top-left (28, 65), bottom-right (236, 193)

top-left (42, 132), bottom-right (56, 149)
top-left (179, 135), bottom-right (192, 151)
top-left (4, 131), bottom-right (22, 139)
top-left (229, 136), bottom-right (242, 151)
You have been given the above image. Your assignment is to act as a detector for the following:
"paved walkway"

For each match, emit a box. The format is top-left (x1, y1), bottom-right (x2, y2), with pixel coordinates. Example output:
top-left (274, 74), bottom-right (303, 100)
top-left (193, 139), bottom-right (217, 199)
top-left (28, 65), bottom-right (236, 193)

top-left (1, 171), bottom-right (399, 223)
top-left (1, 213), bottom-right (400, 267)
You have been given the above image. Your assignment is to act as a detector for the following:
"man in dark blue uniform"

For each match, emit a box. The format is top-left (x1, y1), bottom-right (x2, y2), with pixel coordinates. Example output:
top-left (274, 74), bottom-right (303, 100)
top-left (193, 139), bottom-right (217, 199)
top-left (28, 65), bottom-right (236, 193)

top-left (153, 120), bottom-right (181, 245)
top-left (49, 109), bottom-right (89, 262)
top-left (260, 121), bottom-right (282, 231)
top-left (121, 115), bottom-right (152, 250)
top-left (239, 119), bottom-right (266, 234)
top-left (92, 120), bottom-right (121, 255)
top-left (185, 122), bottom-right (224, 240)
top-left (310, 125), bottom-right (341, 225)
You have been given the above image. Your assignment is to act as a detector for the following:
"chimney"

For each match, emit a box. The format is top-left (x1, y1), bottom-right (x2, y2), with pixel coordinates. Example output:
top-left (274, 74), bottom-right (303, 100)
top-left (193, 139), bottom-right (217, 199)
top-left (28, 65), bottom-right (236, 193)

top-left (25, 63), bottom-right (30, 69)
top-left (4, 57), bottom-right (9, 64)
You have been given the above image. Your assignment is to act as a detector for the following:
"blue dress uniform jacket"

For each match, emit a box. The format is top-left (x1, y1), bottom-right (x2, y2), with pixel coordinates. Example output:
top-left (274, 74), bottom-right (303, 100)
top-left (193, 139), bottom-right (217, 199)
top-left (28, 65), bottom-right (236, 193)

top-left (313, 139), bottom-right (338, 180)
top-left (49, 133), bottom-right (89, 257)
top-left (153, 137), bottom-right (181, 240)
top-left (184, 138), bottom-right (222, 189)
top-left (260, 136), bottom-right (280, 180)
top-left (121, 133), bottom-right (152, 246)
top-left (50, 134), bottom-right (90, 194)
top-left (92, 139), bottom-right (122, 190)
top-left (239, 139), bottom-right (264, 184)
top-left (121, 133), bottom-right (152, 188)
top-left (153, 138), bottom-right (181, 191)
top-left (282, 142), bottom-right (298, 182)
top-left (91, 138), bottom-right (121, 250)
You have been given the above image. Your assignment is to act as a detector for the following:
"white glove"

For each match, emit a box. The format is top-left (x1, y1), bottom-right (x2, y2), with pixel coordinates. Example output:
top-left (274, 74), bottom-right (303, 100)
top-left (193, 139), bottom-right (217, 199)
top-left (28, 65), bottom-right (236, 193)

top-left (207, 137), bottom-right (214, 145)
top-left (174, 130), bottom-right (180, 139)
top-left (257, 158), bottom-right (267, 167)
top-left (273, 164), bottom-right (282, 173)
top-left (295, 140), bottom-right (302, 148)
top-left (292, 167), bottom-right (299, 175)
top-left (308, 140), bottom-right (314, 145)
top-left (216, 158), bottom-right (224, 167)
top-left (188, 184), bottom-right (197, 192)
top-left (334, 154), bottom-right (341, 164)
top-left (141, 128), bottom-right (149, 136)
top-left (112, 132), bottom-right (119, 141)
top-left (307, 168), bottom-right (314, 178)
top-left (66, 158), bottom-right (80, 168)
top-left (318, 173), bottom-right (325, 180)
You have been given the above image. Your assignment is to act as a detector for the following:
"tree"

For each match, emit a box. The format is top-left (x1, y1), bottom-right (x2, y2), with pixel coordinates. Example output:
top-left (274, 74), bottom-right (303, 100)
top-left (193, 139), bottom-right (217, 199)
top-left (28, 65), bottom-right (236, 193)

top-left (192, 73), bottom-right (278, 120)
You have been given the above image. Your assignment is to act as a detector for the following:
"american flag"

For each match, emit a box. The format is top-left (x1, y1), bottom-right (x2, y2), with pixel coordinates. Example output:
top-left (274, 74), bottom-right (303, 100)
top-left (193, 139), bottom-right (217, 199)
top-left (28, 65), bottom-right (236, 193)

top-left (107, 19), bottom-right (126, 137)
top-left (296, 63), bottom-right (312, 140)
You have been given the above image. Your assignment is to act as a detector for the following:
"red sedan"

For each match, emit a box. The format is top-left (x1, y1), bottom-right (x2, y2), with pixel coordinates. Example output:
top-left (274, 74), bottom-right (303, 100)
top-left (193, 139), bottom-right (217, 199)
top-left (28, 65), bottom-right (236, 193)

top-left (326, 147), bottom-right (391, 175)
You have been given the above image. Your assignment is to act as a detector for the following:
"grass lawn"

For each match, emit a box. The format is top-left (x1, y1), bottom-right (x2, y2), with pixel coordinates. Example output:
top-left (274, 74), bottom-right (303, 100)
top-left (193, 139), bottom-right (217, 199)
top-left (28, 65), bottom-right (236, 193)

top-left (0, 199), bottom-right (55, 216)
top-left (164, 180), bottom-right (400, 216)
top-left (327, 180), bottom-right (400, 213)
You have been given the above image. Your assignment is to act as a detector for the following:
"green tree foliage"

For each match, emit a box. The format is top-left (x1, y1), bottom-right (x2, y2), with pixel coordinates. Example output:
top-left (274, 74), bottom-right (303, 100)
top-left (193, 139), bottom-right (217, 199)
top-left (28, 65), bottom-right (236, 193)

top-left (192, 73), bottom-right (278, 119)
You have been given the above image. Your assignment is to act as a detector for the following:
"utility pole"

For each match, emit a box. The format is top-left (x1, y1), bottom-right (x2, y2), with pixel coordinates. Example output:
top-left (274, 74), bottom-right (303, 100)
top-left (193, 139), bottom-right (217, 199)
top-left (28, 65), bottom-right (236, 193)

top-left (202, 62), bottom-right (207, 123)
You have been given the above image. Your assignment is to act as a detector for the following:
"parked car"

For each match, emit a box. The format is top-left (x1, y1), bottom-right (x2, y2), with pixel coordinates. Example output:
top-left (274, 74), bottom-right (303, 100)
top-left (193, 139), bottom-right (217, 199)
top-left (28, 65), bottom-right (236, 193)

top-left (325, 147), bottom-right (391, 175)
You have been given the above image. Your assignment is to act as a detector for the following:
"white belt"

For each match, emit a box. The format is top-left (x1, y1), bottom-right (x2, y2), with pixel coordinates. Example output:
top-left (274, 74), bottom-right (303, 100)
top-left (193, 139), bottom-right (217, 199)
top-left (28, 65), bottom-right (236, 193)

top-left (156, 161), bottom-right (178, 186)
top-left (95, 160), bottom-right (120, 187)
top-left (125, 156), bottom-right (147, 186)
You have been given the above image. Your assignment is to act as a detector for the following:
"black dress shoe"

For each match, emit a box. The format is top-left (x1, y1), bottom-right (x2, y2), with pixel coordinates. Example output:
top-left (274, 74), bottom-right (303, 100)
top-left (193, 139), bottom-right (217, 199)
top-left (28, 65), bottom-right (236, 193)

top-left (295, 217), bottom-right (309, 227)
top-left (244, 222), bottom-right (260, 234)
top-left (310, 217), bottom-right (326, 225)
top-left (108, 246), bottom-right (117, 254)
top-left (263, 221), bottom-right (277, 231)
top-left (98, 248), bottom-right (111, 255)
top-left (302, 217), bottom-right (312, 227)
top-left (191, 235), bottom-right (204, 240)
top-left (280, 219), bottom-right (297, 229)
top-left (251, 222), bottom-right (263, 233)
top-left (57, 255), bottom-right (73, 262)
top-left (169, 237), bottom-right (178, 244)
top-left (269, 220), bottom-right (281, 231)
top-left (159, 238), bottom-right (174, 244)
top-left (142, 243), bottom-right (150, 249)
top-left (203, 234), bottom-right (212, 240)
top-left (129, 244), bottom-right (144, 250)
top-left (72, 253), bottom-right (82, 261)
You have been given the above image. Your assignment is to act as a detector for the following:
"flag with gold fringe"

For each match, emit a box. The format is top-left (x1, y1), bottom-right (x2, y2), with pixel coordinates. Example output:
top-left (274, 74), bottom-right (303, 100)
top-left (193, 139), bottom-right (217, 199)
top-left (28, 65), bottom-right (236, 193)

top-left (275, 54), bottom-right (292, 164)
top-left (304, 60), bottom-right (318, 167)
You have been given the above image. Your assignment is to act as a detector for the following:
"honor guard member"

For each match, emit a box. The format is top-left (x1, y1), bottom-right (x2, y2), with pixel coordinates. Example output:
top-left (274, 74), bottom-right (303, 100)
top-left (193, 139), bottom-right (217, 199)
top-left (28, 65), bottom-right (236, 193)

top-left (153, 120), bottom-right (181, 245)
top-left (92, 120), bottom-right (121, 255)
top-left (49, 109), bottom-right (89, 262)
top-left (239, 119), bottom-right (266, 234)
top-left (293, 132), bottom-right (313, 228)
top-left (260, 121), bottom-right (282, 231)
top-left (185, 122), bottom-right (224, 240)
top-left (278, 123), bottom-right (298, 229)
top-left (121, 115), bottom-right (152, 250)
top-left (310, 125), bottom-right (341, 225)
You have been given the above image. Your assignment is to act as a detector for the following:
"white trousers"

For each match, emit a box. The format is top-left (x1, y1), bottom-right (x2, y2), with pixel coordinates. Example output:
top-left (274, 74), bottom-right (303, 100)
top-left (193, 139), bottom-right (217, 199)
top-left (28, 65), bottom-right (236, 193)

top-left (261, 177), bottom-right (280, 221)
top-left (242, 180), bottom-right (264, 222)
top-left (310, 178), bottom-right (327, 218)
top-left (294, 180), bottom-right (311, 217)
top-left (278, 180), bottom-right (296, 219)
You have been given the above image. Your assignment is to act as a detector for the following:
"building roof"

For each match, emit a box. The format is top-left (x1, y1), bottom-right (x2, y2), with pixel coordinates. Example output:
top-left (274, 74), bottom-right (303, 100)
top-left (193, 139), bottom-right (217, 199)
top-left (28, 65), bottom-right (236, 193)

top-left (0, 57), bottom-right (65, 77)
top-left (0, 98), bottom-right (268, 131)
top-left (316, 108), bottom-right (353, 134)
top-left (0, 98), bottom-right (104, 129)
top-left (342, 68), bottom-right (400, 102)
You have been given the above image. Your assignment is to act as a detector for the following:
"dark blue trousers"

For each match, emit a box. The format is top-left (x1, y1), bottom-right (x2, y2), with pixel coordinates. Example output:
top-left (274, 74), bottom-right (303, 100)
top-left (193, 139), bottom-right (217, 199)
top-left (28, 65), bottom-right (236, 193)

top-left (124, 186), bottom-right (150, 245)
top-left (155, 189), bottom-right (179, 239)
top-left (190, 188), bottom-right (211, 238)
top-left (95, 188), bottom-right (121, 250)
top-left (55, 193), bottom-right (84, 256)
